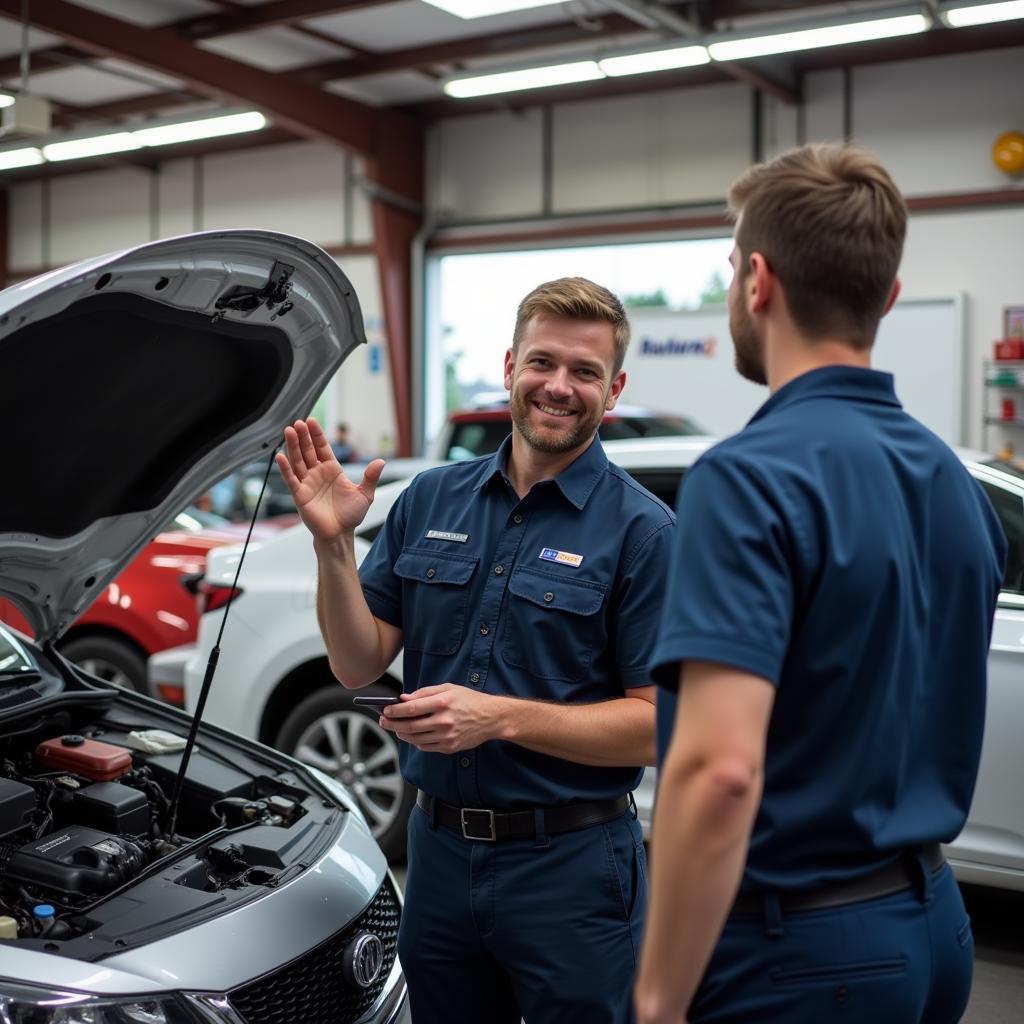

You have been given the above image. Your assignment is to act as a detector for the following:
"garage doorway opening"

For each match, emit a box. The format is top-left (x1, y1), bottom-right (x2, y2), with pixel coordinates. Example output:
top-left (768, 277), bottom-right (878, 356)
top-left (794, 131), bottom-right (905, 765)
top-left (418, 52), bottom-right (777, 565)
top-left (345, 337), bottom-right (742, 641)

top-left (427, 237), bottom-right (732, 447)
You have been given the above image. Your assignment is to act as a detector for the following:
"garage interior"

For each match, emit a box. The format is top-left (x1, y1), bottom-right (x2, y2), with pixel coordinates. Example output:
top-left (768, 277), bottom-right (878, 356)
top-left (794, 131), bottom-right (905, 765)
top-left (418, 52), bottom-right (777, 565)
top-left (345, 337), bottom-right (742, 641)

top-left (0, 1), bottom-right (1022, 1021)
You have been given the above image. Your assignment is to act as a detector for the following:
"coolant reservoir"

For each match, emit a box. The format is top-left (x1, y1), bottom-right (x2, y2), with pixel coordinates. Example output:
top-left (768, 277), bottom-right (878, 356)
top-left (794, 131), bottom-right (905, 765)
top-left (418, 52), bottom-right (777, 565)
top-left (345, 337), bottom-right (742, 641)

top-left (35, 735), bottom-right (132, 781)
top-left (0, 915), bottom-right (17, 938)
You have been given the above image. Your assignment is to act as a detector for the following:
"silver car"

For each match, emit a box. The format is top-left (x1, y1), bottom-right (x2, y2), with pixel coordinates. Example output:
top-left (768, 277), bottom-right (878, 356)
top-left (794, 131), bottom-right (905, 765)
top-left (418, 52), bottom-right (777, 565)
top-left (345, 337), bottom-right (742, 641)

top-left (0, 232), bottom-right (409, 1023)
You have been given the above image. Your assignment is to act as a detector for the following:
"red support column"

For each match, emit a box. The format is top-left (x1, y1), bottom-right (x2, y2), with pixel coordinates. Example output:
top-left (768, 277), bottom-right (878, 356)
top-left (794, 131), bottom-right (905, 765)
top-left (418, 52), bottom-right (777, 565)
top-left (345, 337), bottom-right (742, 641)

top-left (366, 120), bottom-right (424, 458)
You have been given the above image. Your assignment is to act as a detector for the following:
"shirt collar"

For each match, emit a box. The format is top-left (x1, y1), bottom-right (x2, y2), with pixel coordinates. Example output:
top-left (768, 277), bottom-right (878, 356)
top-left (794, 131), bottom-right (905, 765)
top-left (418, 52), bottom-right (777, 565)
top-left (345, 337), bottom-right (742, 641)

top-left (476, 433), bottom-right (609, 511)
top-left (748, 365), bottom-right (901, 426)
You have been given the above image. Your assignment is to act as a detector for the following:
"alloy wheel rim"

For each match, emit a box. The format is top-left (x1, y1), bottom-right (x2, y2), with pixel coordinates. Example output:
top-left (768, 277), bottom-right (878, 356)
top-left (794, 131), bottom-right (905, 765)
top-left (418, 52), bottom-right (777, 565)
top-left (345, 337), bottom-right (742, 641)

top-left (292, 711), bottom-right (404, 838)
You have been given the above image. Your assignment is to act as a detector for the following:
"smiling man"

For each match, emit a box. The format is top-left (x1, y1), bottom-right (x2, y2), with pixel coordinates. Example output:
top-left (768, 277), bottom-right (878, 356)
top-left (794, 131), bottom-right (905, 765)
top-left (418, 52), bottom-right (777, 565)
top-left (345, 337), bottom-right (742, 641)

top-left (277, 277), bottom-right (674, 1024)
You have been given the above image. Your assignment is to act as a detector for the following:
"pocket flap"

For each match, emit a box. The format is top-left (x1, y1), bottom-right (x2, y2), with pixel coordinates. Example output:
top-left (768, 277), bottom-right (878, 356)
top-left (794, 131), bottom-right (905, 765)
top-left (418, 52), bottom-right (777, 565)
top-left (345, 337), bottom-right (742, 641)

top-left (507, 567), bottom-right (605, 615)
top-left (394, 548), bottom-right (478, 586)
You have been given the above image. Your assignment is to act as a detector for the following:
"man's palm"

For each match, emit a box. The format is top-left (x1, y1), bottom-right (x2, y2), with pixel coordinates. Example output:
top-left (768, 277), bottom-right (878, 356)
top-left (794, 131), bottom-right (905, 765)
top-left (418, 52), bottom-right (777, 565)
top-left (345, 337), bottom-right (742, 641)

top-left (276, 418), bottom-right (384, 542)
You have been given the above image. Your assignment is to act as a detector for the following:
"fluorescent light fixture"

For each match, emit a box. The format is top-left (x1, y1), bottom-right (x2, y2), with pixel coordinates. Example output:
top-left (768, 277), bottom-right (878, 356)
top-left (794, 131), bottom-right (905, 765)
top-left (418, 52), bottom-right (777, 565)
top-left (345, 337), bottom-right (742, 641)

top-left (709, 13), bottom-right (929, 61)
top-left (424, 0), bottom-right (564, 16)
top-left (0, 147), bottom-right (43, 170)
top-left (43, 132), bottom-right (140, 162)
top-left (131, 111), bottom-right (266, 147)
top-left (445, 60), bottom-right (603, 98)
top-left (944, 0), bottom-right (1024, 25)
top-left (0, 94), bottom-right (14, 109)
top-left (0, 110), bottom-right (267, 171)
top-left (600, 45), bottom-right (710, 77)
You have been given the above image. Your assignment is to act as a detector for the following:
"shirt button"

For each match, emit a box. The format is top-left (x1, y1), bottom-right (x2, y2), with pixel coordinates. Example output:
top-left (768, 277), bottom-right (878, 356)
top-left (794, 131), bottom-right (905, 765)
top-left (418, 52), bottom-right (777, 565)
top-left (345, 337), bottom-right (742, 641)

top-left (469, 672), bottom-right (481, 683)
top-left (543, 592), bottom-right (554, 603)
top-left (513, 514), bottom-right (523, 524)
top-left (494, 565), bottom-right (504, 575)
top-left (479, 625), bottom-right (489, 636)
top-left (425, 567), bottom-right (436, 579)
top-left (460, 757), bottom-right (471, 768)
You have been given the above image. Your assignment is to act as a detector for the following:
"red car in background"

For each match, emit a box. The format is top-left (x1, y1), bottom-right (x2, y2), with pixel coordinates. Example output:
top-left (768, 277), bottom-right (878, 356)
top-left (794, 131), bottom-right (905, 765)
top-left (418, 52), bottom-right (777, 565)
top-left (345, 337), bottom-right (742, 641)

top-left (0, 509), bottom-right (288, 700)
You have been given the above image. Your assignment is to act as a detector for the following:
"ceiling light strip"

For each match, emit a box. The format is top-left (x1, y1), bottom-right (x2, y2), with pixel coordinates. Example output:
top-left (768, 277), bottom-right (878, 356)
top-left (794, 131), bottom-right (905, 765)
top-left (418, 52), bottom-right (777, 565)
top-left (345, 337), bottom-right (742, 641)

top-left (708, 13), bottom-right (929, 61)
top-left (1, 111), bottom-right (268, 170)
top-left (943, 0), bottom-right (1024, 25)
top-left (445, 62), bottom-right (604, 99)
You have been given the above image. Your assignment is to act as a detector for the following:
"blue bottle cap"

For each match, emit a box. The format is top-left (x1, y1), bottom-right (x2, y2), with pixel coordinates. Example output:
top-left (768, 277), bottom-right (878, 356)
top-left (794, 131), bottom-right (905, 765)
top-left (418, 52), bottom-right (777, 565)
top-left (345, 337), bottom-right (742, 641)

top-left (33, 905), bottom-right (55, 919)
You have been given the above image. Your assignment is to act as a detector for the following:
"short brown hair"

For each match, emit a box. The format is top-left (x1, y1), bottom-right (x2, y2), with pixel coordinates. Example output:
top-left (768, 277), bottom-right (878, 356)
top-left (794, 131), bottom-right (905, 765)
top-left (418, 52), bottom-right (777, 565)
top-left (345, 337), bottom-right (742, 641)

top-left (513, 277), bottom-right (631, 374)
top-left (728, 143), bottom-right (907, 349)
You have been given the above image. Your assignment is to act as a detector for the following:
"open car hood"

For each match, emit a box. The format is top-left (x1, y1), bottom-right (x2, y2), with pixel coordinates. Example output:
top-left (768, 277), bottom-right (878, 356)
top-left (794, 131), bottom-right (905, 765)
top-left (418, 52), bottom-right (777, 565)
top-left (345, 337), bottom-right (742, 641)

top-left (0, 230), bottom-right (364, 645)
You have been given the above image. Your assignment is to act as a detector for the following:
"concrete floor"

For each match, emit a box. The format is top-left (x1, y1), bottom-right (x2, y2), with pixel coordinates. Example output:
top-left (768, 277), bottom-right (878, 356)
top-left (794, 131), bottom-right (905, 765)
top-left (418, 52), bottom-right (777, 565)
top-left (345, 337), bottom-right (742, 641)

top-left (391, 867), bottom-right (1024, 1020)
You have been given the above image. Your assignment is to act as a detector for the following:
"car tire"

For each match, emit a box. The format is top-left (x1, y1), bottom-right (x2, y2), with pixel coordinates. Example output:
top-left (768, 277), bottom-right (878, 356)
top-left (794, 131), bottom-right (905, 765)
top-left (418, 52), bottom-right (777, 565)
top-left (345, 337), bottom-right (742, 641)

top-left (59, 635), bottom-right (148, 693)
top-left (276, 682), bottom-right (415, 862)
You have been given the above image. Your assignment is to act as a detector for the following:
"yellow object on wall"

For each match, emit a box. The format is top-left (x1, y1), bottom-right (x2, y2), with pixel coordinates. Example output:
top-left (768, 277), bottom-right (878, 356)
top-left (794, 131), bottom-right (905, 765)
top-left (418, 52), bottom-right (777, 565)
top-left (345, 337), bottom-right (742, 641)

top-left (992, 131), bottom-right (1024, 175)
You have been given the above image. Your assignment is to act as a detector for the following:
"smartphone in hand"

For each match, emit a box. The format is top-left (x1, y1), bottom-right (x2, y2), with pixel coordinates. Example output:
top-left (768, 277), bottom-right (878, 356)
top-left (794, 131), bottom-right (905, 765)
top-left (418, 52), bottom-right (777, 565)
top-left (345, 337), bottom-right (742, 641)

top-left (353, 696), bottom-right (402, 710)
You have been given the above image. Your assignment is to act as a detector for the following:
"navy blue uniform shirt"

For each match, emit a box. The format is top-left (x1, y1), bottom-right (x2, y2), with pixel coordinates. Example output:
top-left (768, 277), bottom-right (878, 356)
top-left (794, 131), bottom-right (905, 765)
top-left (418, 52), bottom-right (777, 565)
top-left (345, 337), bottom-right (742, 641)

top-left (651, 366), bottom-right (1007, 892)
top-left (360, 434), bottom-right (675, 809)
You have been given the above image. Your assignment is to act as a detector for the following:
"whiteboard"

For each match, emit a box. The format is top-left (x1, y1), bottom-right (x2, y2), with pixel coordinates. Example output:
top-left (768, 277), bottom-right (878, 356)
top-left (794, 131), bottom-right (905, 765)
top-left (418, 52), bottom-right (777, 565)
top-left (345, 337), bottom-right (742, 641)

top-left (623, 297), bottom-right (965, 445)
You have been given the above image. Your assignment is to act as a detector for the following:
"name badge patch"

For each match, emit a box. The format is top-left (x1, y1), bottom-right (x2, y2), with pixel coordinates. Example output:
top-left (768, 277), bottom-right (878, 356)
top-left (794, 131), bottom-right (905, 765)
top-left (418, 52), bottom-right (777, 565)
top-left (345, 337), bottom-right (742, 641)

top-left (539, 547), bottom-right (584, 568)
top-left (426, 529), bottom-right (469, 543)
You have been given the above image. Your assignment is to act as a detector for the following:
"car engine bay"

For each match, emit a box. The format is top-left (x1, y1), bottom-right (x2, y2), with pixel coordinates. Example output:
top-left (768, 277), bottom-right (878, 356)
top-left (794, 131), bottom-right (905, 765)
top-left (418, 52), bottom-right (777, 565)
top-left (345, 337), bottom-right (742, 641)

top-left (0, 698), bottom-right (344, 958)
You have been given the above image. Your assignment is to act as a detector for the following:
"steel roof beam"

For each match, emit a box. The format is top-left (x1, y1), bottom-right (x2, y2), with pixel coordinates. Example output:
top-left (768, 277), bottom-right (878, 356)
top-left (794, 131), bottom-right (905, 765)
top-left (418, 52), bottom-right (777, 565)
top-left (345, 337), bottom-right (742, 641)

top-left (0, 0), bottom-right (423, 199)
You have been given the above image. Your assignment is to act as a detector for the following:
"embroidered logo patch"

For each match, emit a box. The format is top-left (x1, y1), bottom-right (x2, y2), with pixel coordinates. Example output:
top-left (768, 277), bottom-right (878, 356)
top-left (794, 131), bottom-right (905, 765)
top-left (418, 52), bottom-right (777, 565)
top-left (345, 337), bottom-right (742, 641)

top-left (426, 529), bottom-right (469, 543)
top-left (539, 547), bottom-right (583, 567)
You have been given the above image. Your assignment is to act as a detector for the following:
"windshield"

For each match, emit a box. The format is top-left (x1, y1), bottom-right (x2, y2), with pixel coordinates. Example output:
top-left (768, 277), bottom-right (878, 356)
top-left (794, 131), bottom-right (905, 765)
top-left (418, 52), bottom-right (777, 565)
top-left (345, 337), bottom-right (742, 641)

top-left (0, 624), bottom-right (35, 677)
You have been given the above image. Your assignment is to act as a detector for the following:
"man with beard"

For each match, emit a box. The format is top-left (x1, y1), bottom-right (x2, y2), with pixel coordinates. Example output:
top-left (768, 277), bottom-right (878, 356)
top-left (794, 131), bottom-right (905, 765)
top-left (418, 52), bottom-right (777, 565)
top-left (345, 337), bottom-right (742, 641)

top-left (277, 277), bottom-right (672, 1024)
top-left (633, 144), bottom-right (1007, 1024)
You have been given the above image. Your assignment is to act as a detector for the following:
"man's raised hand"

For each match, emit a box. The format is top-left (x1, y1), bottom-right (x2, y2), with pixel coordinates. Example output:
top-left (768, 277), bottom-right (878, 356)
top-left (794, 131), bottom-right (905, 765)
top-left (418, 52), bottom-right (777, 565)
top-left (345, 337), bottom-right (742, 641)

top-left (276, 417), bottom-right (384, 543)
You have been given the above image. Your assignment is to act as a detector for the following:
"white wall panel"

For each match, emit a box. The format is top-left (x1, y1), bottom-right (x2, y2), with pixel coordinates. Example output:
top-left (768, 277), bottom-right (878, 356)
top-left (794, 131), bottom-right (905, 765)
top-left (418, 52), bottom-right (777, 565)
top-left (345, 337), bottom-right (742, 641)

top-left (157, 158), bottom-right (196, 240)
top-left (763, 95), bottom-right (800, 159)
top-left (853, 48), bottom-right (1024, 195)
top-left (803, 69), bottom-right (845, 144)
top-left (328, 254), bottom-right (396, 459)
top-left (350, 156), bottom-right (374, 245)
top-left (551, 84), bottom-right (750, 212)
top-left (900, 207), bottom-right (1024, 449)
top-left (10, 182), bottom-right (43, 272)
top-left (202, 141), bottom-right (348, 245)
top-left (432, 109), bottom-right (544, 220)
top-left (49, 169), bottom-right (150, 266)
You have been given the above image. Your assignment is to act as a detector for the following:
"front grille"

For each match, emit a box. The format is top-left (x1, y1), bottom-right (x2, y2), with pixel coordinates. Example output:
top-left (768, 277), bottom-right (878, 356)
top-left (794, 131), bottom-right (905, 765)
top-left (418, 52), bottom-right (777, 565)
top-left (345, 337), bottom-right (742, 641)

top-left (228, 879), bottom-right (401, 1024)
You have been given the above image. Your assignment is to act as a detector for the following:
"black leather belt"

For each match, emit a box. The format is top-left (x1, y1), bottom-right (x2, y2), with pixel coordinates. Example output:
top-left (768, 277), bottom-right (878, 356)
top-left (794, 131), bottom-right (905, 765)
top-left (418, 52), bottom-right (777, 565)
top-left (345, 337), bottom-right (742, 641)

top-left (731, 843), bottom-right (946, 915)
top-left (417, 791), bottom-right (630, 841)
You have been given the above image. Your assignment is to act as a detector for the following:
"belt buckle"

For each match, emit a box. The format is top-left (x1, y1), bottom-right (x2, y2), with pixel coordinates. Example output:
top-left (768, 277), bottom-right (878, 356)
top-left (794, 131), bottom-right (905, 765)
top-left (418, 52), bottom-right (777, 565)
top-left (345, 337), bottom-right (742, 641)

top-left (460, 807), bottom-right (496, 841)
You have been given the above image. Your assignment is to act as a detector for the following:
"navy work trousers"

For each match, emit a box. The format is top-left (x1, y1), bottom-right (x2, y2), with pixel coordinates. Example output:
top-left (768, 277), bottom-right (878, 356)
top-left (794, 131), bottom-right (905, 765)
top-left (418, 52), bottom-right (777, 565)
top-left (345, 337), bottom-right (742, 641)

top-left (689, 860), bottom-right (973, 1023)
top-left (397, 802), bottom-right (646, 1024)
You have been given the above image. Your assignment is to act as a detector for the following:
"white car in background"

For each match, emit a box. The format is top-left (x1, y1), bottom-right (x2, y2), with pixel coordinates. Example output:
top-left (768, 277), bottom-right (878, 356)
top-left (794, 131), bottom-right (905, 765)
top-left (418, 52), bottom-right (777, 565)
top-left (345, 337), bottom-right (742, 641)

top-left (162, 438), bottom-right (1024, 887)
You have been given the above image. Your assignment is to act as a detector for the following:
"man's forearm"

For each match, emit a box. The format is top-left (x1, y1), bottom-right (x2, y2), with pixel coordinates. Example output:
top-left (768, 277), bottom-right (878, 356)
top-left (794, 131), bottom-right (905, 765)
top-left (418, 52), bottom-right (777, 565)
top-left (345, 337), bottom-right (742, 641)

top-left (498, 692), bottom-right (656, 767)
top-left (634, 757), bottom-right (762, 1021)
top-left (314, 533), bottom-right (396, 688)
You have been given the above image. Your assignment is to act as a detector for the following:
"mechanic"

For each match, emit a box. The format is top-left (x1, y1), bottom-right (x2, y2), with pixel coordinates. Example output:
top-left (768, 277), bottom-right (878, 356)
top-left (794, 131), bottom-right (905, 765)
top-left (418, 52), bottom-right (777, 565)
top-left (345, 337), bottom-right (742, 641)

top-left (633, 144), bottom-right (1007, 1024)
top-left (277, 277), bottom-right (673, 1024)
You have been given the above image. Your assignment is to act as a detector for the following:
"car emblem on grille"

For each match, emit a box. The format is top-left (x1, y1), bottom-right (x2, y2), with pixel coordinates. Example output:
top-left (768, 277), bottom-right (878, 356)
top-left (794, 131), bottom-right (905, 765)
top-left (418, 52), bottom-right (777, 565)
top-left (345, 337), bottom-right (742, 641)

top-left (343, 932), bottom-right (385, 989)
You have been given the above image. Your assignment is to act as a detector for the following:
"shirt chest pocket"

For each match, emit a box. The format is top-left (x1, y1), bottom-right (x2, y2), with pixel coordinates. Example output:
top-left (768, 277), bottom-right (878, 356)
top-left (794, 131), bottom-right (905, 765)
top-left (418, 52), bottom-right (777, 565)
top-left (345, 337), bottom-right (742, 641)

top-left (394, 548), bottom-right (479, 656)
top-left (502, 567), bottom-right (607, 682)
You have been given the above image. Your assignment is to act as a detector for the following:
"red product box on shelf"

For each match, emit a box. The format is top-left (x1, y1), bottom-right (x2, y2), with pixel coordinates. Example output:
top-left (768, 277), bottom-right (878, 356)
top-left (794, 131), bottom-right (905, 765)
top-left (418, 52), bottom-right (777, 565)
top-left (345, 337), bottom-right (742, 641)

top-left (994, 339), bottom-right (1024, 361)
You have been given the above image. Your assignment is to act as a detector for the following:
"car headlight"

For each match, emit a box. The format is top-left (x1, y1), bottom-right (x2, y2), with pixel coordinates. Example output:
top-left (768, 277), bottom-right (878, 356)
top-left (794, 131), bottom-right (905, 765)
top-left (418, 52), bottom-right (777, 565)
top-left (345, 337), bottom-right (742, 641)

top-left (0, 982), bottom-right (199, 1023)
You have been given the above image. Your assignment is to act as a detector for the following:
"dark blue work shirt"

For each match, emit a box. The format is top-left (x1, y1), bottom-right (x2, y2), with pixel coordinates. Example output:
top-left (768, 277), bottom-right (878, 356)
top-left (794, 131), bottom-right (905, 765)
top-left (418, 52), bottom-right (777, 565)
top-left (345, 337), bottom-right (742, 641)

top-left (360, 434), bottom-right (674, 809)
top-left (651, 366), bottom-right (1007, 893)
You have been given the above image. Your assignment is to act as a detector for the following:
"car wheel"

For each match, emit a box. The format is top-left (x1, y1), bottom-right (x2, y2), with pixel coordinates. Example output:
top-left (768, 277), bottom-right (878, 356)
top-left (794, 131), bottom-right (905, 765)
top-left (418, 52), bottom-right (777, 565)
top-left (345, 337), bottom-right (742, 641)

top-left (59, 635), bottom-right (148, 693)
top-left (276, 683), bottom-right (415, 861)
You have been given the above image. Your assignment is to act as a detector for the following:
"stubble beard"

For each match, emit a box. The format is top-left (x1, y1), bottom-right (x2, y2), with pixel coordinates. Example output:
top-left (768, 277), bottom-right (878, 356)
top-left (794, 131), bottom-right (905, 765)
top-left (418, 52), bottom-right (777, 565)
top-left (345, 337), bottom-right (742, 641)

top-left (730, 298), bottom-right (768, 387)
top-left (509, 386), bottom-right (605, 454)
